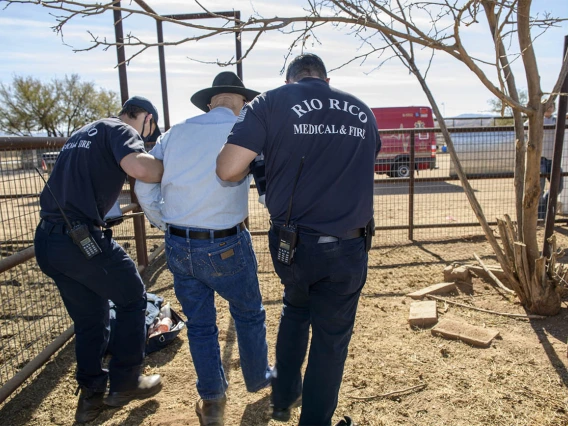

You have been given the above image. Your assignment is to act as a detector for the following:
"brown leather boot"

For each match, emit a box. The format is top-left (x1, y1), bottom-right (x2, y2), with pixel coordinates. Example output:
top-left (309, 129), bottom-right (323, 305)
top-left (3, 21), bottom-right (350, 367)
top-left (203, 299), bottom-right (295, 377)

top-left (75, 387), bottom-right (105, 424)
top-left (195, 395), bottom-right (227, 426)
top-left (104, 374), bottom-right (162, 407)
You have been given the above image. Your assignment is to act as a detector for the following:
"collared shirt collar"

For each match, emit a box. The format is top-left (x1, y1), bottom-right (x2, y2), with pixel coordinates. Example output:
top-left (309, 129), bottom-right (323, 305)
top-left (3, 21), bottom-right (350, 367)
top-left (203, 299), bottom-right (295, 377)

top-left (295, 77), bottom-right (328, 86)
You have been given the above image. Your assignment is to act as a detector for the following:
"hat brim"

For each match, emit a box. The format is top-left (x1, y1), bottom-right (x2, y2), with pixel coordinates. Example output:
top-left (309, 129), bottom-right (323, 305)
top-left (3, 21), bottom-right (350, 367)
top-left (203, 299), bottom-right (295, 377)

top-left (191, 86), bottom-right (260, 112)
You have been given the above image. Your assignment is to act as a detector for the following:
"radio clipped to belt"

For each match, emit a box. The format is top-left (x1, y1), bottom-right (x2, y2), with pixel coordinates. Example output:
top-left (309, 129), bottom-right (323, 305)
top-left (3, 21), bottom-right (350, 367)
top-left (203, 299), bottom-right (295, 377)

top-left (35, 168), bottom-right (102, 259)
top-left (277, 157), bottom-right (305, 265)
top-left (365, 217), bottom-right (375, 253)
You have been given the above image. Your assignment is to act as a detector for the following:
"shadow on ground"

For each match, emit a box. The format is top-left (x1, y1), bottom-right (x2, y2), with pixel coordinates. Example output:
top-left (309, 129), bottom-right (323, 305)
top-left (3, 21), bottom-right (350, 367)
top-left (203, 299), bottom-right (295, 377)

top-left (530, 306), bottom-right (568, 387)
top-left (0, 342), bottom-right (75, 426)
top-left (240, 394), bottom-right (271, 426)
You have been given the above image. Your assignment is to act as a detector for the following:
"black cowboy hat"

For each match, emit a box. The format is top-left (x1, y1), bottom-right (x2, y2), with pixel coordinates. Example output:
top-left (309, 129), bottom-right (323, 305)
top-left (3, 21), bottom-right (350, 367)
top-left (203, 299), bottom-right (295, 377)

top-left (191, 72), bottom-right (260, 112)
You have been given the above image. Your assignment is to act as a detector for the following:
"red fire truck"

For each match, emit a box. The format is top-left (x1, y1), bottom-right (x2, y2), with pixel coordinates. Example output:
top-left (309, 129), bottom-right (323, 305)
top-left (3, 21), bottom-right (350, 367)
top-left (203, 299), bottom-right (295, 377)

top-left (372, 106), bottom-right (437, 178)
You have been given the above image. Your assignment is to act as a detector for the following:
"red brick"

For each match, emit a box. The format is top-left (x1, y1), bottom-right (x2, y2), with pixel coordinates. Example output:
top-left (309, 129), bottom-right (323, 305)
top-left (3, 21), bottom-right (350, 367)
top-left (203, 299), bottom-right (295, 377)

top-left (408, 300), bottom-right (438, 327)
top-left (431, 319), bottom-right (499, 347)
top-left (407, 282), bottom-right (457, 300)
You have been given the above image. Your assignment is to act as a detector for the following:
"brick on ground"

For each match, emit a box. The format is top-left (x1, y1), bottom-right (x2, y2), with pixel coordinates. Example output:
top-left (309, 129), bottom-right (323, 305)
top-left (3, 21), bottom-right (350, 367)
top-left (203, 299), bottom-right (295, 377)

top-left (443, 265), bottom-right (473, 285)
top-left (431, 318), bottom-right (500, 348)
top-left (408, 300), bottom-right (438, 327)
top-left (407, 282), bottom-right (457, 300)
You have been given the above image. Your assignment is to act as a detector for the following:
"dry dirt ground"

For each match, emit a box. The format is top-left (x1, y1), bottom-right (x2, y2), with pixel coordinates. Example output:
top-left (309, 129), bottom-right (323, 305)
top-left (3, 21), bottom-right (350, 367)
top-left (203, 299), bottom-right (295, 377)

top-left (3, 228), bottom-right (568, 426)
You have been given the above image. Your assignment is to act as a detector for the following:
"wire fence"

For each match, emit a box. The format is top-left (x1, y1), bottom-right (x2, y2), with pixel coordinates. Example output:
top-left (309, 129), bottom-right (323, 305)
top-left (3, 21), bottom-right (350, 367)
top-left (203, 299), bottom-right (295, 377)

top-left (0, 124), bottom-right (566, 404)
top-left (0, 149), bottom-right (71, 406)
top-left (0, 139), bottom-right (162, 405)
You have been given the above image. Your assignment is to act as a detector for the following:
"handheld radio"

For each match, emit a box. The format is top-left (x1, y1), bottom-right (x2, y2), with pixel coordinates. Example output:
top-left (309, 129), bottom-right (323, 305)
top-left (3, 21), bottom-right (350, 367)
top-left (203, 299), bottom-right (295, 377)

top-left (277, 157), bottom-right (305, 265)
top-left (35, 168), bottom-right (102, 259)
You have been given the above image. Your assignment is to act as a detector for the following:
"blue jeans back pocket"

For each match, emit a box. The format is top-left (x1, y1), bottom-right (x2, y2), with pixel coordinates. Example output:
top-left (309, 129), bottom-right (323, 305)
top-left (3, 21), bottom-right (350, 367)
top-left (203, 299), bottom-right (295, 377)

top-left (165, 238), bottom-right (192, 277)
top-left (208, 240), bottom-right (246, 276)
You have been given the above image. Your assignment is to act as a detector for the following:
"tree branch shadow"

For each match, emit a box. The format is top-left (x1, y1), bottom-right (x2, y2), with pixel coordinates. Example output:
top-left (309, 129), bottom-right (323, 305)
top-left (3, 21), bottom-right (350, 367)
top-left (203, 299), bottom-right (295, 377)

top-left (529, 307), bottom-right (568, 387)
top-left (0, 342), bottom-right (75, 426)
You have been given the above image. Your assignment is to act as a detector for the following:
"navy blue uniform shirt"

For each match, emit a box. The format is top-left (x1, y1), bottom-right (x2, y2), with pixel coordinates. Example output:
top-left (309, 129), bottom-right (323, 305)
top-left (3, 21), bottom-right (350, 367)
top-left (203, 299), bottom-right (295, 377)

top-left (40, 117), bottom-right (146, 226)
top-left (226, 77), bottom-right (381, 238)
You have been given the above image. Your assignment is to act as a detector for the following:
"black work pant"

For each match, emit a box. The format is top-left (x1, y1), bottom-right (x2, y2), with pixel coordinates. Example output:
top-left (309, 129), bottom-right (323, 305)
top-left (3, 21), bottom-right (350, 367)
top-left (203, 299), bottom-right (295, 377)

top-left (34, 221), bottom-right (147, 393)
top-left (268, 229), bottom-right (367, 426)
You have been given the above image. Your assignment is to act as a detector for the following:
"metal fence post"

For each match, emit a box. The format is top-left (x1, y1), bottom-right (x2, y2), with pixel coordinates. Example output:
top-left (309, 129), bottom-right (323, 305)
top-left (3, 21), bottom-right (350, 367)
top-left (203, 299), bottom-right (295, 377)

top-left (113, 2), bottom-right (129, 105)
top-left (129, 180), bottom-right (149, 268)
top-left (409, 131), bottom-right (416, 240)
top-left (235, 11), bottom-right (243, 81)
top-left (157, 20), bottom-right (171, 132)
top-left (113, 3), bottom-right (148, 267)
top-left (543, 35), bottom-right (568, 259)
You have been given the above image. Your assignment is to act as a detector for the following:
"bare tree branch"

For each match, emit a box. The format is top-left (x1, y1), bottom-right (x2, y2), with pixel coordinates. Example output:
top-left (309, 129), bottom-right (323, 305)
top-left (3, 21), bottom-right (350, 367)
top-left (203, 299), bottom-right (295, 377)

top-left (6, 0), bottom-right (567, 314)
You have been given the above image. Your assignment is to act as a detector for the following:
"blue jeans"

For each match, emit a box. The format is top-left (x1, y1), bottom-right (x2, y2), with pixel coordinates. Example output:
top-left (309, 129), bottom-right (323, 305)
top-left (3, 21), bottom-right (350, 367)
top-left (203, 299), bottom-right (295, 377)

top-left (34, 221), bottom-right (146, 393)
top-left (539, 157), bottom-right (563, 219)
top-left (165, 226), bottom-right (270, 400)
top-left (268, 229), bottom-right (368, 426)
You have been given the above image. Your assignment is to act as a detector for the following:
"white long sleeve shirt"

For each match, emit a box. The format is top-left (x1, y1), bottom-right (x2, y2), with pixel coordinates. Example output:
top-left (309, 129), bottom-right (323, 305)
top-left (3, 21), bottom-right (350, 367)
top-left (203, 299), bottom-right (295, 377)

top-left (134, 107), bottom-right (250, 231)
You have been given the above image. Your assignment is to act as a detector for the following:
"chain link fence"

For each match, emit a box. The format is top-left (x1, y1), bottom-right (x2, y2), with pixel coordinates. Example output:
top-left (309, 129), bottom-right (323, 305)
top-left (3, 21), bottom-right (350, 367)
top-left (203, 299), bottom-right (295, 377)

top-left (0, 125), bottom-right (566, 404)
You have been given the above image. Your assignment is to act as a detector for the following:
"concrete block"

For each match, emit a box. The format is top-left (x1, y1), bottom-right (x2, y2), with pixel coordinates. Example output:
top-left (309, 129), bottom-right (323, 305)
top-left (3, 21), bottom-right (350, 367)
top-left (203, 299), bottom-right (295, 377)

top-left (431, 319), bottom-right (500, 348)
top-left (443, 265), bottom-right (473, 284)
top-left (407, 282), bottom-right (457, 300)
top-left (409, 300), bottom-right (438, 327)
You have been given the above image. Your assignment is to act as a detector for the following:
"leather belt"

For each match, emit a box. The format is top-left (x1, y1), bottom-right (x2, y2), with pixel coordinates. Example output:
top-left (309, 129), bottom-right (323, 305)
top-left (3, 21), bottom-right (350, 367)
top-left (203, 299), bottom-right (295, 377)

top-left (39, 219), bottom-right (102, 234)
top-left (271, 224), bottom-right (364, 244)
top-left (168, 222), bottom-right (246, 240)
top-left (315, 228), bottom-right (364, 243)
top-left (39, 219), bottom-right (67, 234)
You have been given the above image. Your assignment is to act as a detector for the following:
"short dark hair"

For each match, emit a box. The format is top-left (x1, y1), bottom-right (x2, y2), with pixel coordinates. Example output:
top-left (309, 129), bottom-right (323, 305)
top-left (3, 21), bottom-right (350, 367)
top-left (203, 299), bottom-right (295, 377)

top-left (118, 104), bottom-right (156, 129)
top-left (119, 104), bottom-right (147, 120)
top-left (285, 53), bottom-right (327, 82)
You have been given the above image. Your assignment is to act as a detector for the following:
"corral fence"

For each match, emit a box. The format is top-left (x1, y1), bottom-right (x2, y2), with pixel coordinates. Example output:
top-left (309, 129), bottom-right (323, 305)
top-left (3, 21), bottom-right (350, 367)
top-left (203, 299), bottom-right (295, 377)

top-left (0, 124), bottom-right (567, 405)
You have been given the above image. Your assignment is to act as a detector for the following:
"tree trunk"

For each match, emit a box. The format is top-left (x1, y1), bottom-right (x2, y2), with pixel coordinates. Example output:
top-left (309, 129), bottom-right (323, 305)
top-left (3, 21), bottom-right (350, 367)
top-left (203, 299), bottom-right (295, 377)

top-left (481, 0), bottom-right (527, 240)
top-left (468, 0), bottom-right (562, 316)
top-left (520, 116), bottom-right (561, 315)
top-left (396, 7), bottom-right (563, 315)
top-left (384, 34), bottom-right (521, 291)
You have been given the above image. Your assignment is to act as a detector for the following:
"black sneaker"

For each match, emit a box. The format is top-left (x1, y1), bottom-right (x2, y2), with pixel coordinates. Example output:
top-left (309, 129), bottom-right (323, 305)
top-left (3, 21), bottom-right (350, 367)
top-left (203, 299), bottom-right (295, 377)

top-left (271, 396), bottom-right (302, 422)
top-left (335, 416), bottom-right (355, 426)
top-left (104, 374), bottom-right (162, 407)
top-left (75, 386), bottom-right (105, 423)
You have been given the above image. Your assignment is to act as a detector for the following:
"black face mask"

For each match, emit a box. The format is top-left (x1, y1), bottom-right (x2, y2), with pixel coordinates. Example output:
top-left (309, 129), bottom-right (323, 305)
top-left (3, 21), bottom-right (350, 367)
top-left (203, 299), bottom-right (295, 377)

top-left (140, 114), bottom-right (151, 143)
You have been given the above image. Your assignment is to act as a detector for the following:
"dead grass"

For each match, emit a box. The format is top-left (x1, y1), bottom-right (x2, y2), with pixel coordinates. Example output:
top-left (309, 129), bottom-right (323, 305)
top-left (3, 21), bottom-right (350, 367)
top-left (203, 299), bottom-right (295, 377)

top-left (1, 230), bottom-right (568, 426)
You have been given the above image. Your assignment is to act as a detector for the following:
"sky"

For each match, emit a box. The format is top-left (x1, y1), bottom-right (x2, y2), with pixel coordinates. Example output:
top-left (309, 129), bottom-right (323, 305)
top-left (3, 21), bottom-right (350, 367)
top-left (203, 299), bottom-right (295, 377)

top-left (0, 0), bottom-right (567, 127)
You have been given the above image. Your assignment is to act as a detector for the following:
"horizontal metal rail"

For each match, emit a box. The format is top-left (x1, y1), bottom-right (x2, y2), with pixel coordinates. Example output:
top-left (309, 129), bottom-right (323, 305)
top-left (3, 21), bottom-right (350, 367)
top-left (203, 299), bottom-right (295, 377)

top-left (0, 325), bottom-right (75, 405)
top-left (0, 246), bottom-right (35, 274)
top-left (0, 137), bottom-right (66, 150)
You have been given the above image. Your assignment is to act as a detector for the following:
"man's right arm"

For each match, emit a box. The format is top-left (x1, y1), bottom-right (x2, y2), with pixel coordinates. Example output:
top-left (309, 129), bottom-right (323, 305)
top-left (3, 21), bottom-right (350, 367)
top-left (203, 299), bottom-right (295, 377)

top-left (120, 152), bottom-right (163, 183)
top-left (134, 179), bottom-right (166, 231)
top-left (133, 137), bottom-right (167, 231)
top-left (217, 98), bottom-right (267, 182)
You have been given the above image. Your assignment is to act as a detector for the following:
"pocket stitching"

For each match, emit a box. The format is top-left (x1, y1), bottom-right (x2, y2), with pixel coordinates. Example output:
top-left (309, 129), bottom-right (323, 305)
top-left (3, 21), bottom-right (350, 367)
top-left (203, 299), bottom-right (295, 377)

top-left (207, 240), bottom-right (245, 276)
